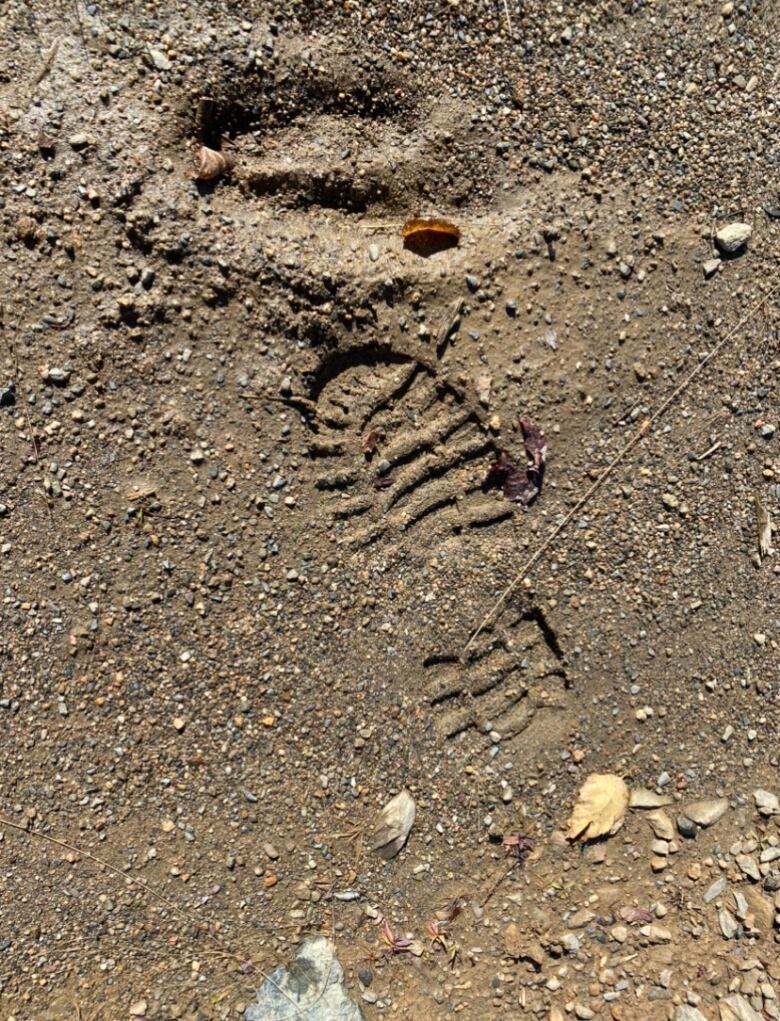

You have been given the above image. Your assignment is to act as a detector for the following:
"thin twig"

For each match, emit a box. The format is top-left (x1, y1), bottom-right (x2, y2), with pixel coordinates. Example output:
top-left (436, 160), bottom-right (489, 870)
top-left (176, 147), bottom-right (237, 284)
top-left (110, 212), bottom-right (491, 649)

top-left (33, 39), bottom-right (60, 87)
top-left (480, 858), bottom-right (518, 907)
top-left (694, 440), bottom-right (722, 461)
top-left (501, 0), bottom-right (513, 35)
top-left (463, 281), bottom-right (780, 658)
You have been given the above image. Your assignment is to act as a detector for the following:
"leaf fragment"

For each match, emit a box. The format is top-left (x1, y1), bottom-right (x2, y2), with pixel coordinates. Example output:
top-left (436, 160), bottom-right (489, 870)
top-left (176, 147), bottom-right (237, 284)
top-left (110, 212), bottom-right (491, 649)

top-left (362, 428), bottom-right (383, 460)
top-left (566, 773), bottom-right (629, 842)
top-left (401, 216), bottom-right (460, 241)
top-left (370, 790), bottom-right (416, 861)
top-left (401, 217), bottom-right (460, 256)
top-left (755, 495), bottom-right (773, 559)
top-left (484, 417), bottom-right (547, 505)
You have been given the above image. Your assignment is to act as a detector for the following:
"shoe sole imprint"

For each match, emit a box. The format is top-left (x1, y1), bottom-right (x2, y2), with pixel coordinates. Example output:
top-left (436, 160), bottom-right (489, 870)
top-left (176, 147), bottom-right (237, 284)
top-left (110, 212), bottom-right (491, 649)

top-left (424, 607), bottom-right (569, 742)
top-left (308, 301), bottom-right (513, 547)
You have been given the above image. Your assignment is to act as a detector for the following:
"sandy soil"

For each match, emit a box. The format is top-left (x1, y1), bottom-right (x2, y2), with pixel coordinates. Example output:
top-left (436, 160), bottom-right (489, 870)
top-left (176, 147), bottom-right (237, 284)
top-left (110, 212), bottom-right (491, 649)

top-left (1, 1), bottom-right (779, 1019)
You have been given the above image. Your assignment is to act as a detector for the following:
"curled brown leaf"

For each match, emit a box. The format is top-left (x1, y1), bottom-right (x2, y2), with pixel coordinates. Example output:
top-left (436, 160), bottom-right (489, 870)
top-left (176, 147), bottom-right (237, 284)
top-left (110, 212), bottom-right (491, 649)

top-left (194, 145), bottom-right (236, 182)
top-left (362, 428), bottom-right (384, 460)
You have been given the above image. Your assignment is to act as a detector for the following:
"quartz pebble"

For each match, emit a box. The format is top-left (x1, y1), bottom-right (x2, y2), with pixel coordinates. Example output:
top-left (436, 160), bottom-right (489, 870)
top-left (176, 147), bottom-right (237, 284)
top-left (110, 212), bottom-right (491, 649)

top-left (715, 222), bottom-right (752, 254)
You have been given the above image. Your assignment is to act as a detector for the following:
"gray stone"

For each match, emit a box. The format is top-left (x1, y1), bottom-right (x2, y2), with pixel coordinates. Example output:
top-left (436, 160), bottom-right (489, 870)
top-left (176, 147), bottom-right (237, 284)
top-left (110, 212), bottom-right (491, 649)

top-left (675, 1007), bottom-right (710, 1021)
top-left (630, 788), bottom-right (673, 809)
top-left (44, 366), bottom-right (70, 385)
top-left (368, 244), bottom-right (380, 262)
top-left (733, 890), bottom-right (748, 920)
top-left (147, 46), bottom-right (172, 70)
top-left (646, 810), bottom-right (675, 841)
top-left (703, 877), bottom-right (728, 903)
top-left (684, 798), bottom-right (728, 828)
top-left (736, 854), bottom-right (760, 882)
top-left (718, 908), bottom-right (739, 939)
top-left (703, 258), bottom-right (721, 278)
top-left (677, 814), bottom-right (697, 839)
top-left (754, 789), bottom-right (780, 817)
top-left (715, 222), bottom-right (752, 254)
top-left (244, 937), bottom-right (364, 1021)
top-left (719, 994), bottom-right (764, 1021)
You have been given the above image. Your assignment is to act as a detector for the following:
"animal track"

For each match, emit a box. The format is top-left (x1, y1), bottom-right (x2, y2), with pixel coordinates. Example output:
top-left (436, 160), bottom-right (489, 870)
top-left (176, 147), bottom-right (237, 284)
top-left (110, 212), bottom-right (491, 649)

top-left (424, 608), bottom-right (568, 743)
top-left (308, 301), bottom-right (513, 548)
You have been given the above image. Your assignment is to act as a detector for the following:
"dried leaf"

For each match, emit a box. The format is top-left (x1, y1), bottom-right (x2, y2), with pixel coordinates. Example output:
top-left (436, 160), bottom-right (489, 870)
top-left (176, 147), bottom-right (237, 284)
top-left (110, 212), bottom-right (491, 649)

top-left (194, 145), bottom-right (235, 182)
top-left (401, 216), bottom-right (460, 241)
top-left (401, 217), bottom-right (460, 256)
top-left (362, 428), bottom-right (383, 460)
top-left (370, 790), bottom-right (416, 861)
top-left (435, 898), bottom-right (464, 924)
top-left (503, 923), bottom-right (544, 968)
top-left (124, 478), bottom-right (157, 503)
top-left (755, 495), bottom-right (773, 559)
top-left (503, 921), bottom-right (523, 958)
top-left (566, 773), bottom-right (629, 842)
top-left (520, 418), bottom-right (547, 472)
top-left (484, 417), bottom-right (547, 505)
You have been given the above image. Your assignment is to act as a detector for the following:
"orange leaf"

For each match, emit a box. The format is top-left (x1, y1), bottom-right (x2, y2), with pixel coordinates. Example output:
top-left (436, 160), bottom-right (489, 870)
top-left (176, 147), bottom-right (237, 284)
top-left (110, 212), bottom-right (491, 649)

top-left (401, 217), bottom-right (460, 256)
top-left (401, 217), bottom-right (460, 241)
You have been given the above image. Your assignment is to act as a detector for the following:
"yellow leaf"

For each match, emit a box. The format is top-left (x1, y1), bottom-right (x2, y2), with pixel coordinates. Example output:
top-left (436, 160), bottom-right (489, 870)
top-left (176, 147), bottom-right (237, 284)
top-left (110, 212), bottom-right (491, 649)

top-left (566, 773), bottom-right (629, 842)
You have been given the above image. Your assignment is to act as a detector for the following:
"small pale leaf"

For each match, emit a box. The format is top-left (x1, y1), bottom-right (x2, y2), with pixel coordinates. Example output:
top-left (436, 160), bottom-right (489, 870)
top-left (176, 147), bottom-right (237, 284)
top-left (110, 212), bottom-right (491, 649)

top-left (566, 773), bottom-right (629, 842)
top-left (370, 790), bottom-right (416, 861)
top-left (755, 496), bottom-right (773, 559)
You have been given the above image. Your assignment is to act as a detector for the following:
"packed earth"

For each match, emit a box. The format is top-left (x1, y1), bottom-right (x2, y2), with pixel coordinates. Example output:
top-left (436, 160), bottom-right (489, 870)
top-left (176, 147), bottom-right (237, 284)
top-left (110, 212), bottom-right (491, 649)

top-left (1, 1), bottom-right (780, 1019)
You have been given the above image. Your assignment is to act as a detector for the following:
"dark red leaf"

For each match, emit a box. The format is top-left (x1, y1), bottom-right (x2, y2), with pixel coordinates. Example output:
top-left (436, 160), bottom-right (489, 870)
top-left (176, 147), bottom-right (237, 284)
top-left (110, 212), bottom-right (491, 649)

top-left (520, 418), bottom-right (547, 472)
top-left (373, 475), bottom-right (393, 490)
top-left (504, 468), bottom-right (540, 505)
top-left (483, 418), bottom-right (546, 506)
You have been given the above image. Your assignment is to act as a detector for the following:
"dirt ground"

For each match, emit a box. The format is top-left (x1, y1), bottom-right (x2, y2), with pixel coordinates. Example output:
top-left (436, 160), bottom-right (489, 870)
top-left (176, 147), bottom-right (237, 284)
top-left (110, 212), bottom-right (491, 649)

top-left (1, 1), bottom-right (780, 1019)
